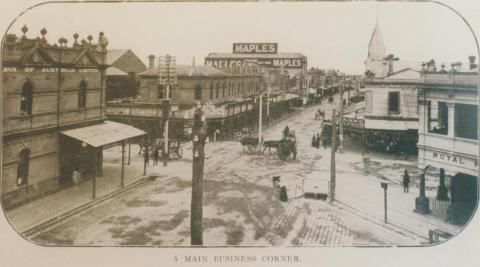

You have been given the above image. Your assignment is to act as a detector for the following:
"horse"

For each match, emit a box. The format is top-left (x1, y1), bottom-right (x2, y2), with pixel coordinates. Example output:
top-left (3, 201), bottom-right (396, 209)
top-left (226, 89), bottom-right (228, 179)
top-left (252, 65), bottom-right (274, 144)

top-left (277, 139), bottom-right (297, 161)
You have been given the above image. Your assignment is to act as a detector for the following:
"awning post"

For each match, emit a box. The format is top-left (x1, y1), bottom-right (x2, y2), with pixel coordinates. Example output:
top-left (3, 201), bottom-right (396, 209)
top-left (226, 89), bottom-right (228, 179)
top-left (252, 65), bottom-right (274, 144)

top-left (128, 142), bottom-right (131, 165)
top-left (121, 142), bottom-right (126, 187)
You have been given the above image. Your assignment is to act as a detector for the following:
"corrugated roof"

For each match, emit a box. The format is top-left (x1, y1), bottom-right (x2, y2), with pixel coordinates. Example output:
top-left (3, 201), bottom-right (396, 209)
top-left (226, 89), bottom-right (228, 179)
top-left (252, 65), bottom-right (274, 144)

top-left (106, 66), bottom-right (128, 76)
top-left (139, 65), bottom-right (230, 77)
top-left (106, 49), bottom-right (129, 65)
top-left (61, 121), bottom-right (145, 148)
top-left (206, 52), bottom-right (305, 59)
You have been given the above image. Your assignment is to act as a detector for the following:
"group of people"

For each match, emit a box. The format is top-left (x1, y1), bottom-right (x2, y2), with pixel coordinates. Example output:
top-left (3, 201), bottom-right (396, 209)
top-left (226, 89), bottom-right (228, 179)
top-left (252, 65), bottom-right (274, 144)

top-left (140, 145), bottom-right (161, 166)
top-left (311, 133), bottom-right (322, 149)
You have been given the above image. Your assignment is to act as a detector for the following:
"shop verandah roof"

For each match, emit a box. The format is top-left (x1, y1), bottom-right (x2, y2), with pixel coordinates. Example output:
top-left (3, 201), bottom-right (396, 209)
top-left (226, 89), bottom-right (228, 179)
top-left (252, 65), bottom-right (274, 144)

top-left (61, 121), bottom-right (145, 148)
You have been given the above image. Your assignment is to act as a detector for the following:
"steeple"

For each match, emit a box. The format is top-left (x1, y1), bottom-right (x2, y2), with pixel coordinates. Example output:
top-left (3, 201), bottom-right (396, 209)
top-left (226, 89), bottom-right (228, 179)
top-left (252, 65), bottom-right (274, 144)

top-left (365, 5), bottom-right (388, 78)
top-left (367, 19), bottom-right (386, 60)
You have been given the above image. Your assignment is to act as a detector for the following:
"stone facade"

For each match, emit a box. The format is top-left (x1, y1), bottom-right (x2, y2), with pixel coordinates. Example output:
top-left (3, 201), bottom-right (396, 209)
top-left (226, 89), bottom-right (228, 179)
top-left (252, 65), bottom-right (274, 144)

top-left (2, 26), bottom-right (108, 209)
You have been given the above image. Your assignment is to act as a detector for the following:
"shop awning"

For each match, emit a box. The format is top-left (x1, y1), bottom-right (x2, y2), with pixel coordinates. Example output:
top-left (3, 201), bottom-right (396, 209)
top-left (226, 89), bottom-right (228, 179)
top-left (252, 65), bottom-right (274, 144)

top-left (61, 121), bottom-right (146, 148)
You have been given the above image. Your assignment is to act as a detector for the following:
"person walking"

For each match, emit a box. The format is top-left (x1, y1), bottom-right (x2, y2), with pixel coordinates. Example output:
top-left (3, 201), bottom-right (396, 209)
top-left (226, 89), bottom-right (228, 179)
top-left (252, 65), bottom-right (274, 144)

top-left (315, 133), bottom-right (321, 149)
top-left (403, 170), bottom-right (410, 193)
top-left (283, 125), bottom-right (290, 139)
top-left (144, 147), bottom-right (150, 167)
top-left (153, 147), bottom-right (159, 166)
top-left (311, 135), bottom-right (316, 147)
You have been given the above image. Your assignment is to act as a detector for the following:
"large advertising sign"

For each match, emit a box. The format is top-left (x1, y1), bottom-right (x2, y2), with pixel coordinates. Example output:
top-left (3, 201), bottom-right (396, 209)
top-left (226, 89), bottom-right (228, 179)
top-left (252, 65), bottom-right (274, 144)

top-left (205, 57), bottom-right (304, 69)
top-left (233, 43), bottom-right (278, 54)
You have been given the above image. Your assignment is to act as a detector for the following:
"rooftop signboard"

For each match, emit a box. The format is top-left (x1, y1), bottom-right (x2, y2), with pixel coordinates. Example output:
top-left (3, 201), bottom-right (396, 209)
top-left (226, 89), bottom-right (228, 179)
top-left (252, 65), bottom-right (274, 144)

top-left (233, 43), bottom-right (278, 54)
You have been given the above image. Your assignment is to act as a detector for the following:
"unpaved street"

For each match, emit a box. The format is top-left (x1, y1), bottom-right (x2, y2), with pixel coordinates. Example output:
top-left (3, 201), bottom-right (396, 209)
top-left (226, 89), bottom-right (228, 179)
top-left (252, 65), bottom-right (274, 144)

top-left (32, 98), bottom-right (461, 246)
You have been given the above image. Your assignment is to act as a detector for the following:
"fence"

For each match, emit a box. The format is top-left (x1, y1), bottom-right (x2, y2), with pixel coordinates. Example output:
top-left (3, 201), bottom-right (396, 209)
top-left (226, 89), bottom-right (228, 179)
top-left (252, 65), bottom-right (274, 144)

top-left (429, 197), bottom-right (451, 219)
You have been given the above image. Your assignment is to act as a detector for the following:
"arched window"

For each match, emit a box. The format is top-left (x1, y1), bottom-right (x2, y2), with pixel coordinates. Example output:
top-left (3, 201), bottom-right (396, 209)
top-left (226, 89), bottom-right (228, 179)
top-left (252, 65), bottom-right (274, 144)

top-left (20, 81), bottom-right (33, 115)
top-left (194, 84), bottom-right (202, 101)
top-left (157, 85), bottom-right (165, 99)
top-left (209, 84), bottom-right (214, 99)
top-left (78, 80), bottom-right (87, 108)
top-left (17, 147), bottom-right (31, 186)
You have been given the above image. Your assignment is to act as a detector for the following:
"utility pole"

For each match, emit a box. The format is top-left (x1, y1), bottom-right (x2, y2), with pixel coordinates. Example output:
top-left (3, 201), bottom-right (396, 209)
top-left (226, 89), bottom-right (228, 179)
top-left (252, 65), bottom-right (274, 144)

top-left (191, 107), bottom-right (206, 245)
top-left (329, 109), bottom-right (337, 204)
top-left (338, 81), bottom-right (345, 153)
top-left (258, 93), bottom-right (263, 154)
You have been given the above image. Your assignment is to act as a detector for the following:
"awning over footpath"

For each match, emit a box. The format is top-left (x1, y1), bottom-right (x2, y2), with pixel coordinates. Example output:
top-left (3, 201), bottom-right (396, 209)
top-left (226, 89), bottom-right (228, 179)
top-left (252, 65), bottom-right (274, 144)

top-left (61, 121), bottom-right (145, 148)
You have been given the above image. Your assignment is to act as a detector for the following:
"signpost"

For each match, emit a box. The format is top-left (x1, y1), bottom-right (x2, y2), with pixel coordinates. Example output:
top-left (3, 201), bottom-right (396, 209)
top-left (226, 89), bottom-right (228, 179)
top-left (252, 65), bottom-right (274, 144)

top-left (381, 182), bottom-right (388, 223)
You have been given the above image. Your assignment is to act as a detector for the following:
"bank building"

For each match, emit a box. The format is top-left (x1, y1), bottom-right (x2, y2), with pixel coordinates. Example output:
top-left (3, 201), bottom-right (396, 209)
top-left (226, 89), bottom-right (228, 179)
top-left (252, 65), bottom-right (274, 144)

top-left (1, 26), bottom-right (145, 210)
top-left (417, 60), bottom-right (479, 225)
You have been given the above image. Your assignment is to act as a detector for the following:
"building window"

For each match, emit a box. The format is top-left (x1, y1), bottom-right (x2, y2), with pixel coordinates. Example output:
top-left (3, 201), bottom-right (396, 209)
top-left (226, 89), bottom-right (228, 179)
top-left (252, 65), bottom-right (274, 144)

top-left (209, 84), bottom-right (214, 99)
top-left (223, 82), bottom-right (226, 98)
top-left (78, 80), bottom-right (87, 108)
top-left (17, 148), bottom-right (31, 186)
top-left (216, 83), bottom-right (220, 99)
top-left (195, 84), bottom-right (202, 101)
top-left (157, 85), bottom-right (165, 99)
top-left (388, 91), bottom-right (400, 113)
top-left (20, 81), bottom-right (33, 115)
top-left (455, 103), bottom-right (478, 140)
top-left (429, 102), bottom-right (448, 135)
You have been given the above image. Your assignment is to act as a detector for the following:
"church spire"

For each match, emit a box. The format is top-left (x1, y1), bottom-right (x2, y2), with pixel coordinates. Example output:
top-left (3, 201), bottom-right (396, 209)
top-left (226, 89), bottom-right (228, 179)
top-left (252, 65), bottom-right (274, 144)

top-left (367, 8), bottom-right (386, 61)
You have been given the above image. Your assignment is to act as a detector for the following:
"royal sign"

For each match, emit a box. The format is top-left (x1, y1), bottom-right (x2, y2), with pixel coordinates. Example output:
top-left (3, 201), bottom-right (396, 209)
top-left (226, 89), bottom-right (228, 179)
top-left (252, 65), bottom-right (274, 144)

top-left (233, 43), bottom-right (278, 54)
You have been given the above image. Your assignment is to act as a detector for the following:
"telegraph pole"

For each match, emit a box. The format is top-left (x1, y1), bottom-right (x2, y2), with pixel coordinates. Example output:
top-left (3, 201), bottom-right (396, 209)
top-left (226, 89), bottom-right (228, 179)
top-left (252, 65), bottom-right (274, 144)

top-left (329, 109), bottom-right (337, 203)
top-left (338, 82), bottom-right (345, 153)
top-left (258, 93), bottom-right (263, 154)
top-left (191, 107), bottom-right (206, 245)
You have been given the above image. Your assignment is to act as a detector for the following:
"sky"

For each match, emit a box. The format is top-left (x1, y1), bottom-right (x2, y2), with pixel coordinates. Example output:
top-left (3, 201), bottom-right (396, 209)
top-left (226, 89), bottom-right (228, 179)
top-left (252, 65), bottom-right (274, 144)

top-left (4, 1), bottom-right (480, 75)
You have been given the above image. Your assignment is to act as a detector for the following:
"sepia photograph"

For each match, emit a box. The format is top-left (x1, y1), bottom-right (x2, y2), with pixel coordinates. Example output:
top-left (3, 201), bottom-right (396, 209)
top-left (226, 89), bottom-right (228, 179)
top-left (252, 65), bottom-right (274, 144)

top-left (0, 0), bottom-right (479, 266)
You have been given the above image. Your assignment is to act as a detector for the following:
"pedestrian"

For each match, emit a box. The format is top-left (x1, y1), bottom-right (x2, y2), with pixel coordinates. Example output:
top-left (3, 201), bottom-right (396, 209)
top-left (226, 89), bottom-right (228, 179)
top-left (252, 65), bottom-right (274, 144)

top-left (316, 133), bottom-right (321, 149)
top-left (144, 147), bottom-right (150, 167)
top-left (283, 125), bottom-right (290, 139)
top-left (403, 170), bottom-right (410, 193)
top-left (311, 135), bottom-right (316, 147)
top-left (153, 147), bottom-right (159, 165)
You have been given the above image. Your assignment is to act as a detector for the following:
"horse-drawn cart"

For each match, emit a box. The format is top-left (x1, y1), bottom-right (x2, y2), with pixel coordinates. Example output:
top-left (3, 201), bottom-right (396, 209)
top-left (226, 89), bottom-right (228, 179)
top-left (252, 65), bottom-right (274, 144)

top-left (155, 139), bottom-right (183, 160)
top-left (240, 137), bottom-right (260, 154)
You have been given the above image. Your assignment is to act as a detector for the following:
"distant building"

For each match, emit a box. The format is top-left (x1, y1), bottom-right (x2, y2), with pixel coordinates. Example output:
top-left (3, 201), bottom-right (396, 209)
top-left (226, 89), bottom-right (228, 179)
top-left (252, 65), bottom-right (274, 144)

top-left (106, 57), bottom-right (299, 142)
top-left (105, 49), bottom-right (146, 100)
top-left (2, 27), bottom-right (144, 209)
top-left (417, 63), bottom-right (478, 225)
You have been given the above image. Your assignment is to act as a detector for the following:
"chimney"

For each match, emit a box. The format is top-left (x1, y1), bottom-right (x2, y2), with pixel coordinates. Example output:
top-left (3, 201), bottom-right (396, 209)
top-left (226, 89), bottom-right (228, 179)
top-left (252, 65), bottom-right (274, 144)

top-left (148, 55), bottom-right (155, 69)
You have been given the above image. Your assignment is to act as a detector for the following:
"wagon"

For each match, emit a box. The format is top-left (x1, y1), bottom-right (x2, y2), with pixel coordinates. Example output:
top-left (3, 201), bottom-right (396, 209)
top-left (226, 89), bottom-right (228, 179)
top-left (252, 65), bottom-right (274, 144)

top-left (155, 139), bottom-right (183, 160)
top-left (239, 137), bottom-right (260, 154)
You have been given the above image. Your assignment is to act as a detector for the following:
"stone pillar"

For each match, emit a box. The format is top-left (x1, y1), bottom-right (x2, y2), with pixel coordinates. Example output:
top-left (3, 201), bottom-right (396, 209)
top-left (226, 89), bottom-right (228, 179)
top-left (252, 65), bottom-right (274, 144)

top-left (415, 173), bottom-right (431, 214)
top-left (447, 102), bottom-right (455, 137)
top-left (436, 168), bottom-right (450, 201)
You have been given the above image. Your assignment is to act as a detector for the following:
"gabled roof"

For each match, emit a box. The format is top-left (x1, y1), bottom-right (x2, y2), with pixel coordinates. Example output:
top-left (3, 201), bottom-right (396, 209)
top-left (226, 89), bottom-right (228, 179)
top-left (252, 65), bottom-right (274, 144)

top-left (106, 49), bottom-right (130, 65)
top-left (139, 65), bottom-right (230, 78)
top-left (106, 66), bottom-right (128, 76)
top-left (384, 68), bottom-right (420, 80)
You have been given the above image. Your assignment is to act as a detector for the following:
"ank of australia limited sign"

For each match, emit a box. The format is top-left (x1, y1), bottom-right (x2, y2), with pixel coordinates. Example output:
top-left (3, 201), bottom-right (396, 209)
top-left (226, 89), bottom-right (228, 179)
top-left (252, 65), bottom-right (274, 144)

top-left (233, 43), bottom-right (278, 54)
top-left (3, 66), bottom-right (99, 73)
